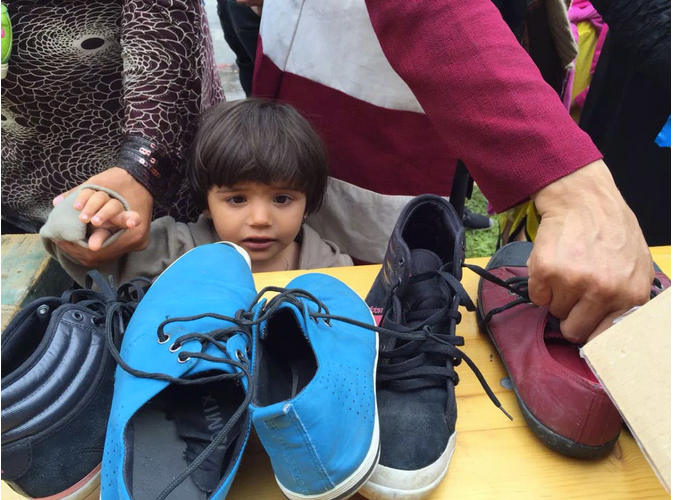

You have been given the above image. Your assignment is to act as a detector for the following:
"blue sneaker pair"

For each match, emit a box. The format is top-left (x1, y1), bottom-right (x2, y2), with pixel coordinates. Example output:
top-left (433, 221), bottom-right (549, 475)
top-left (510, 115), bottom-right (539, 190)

top-left (101, 242), bottom-right (380, 500)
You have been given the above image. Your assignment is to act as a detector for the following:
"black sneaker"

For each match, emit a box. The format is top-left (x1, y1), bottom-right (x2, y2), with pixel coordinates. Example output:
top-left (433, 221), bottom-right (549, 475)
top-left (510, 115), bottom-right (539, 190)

top-left (361, 194), bottom-right (509, 500)
top-left (462, 208), bottom-right (494, 230)
top-left (1, 271), bottom-right (148, 499)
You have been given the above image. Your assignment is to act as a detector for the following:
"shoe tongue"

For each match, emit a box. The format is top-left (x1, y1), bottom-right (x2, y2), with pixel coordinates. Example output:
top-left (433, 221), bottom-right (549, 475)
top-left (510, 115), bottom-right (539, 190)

top-left (410, 248), bottom-right (443, 274)
top-left (405, 249), bottom-right (445, 317)
top-left (165, 385), bottom-right (241, 493)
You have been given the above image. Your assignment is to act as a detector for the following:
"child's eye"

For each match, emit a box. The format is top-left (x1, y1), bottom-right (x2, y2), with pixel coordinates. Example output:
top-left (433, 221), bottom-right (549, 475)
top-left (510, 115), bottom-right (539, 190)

top-left (274, 195), bottom-right (293, 205)
top-left (226, 196), bottom-right (247, 205)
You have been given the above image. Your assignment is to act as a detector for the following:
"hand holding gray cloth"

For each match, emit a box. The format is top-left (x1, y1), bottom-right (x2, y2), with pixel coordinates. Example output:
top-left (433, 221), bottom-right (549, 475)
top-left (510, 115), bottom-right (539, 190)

top-left (39, 185), bottom-right (130, 249)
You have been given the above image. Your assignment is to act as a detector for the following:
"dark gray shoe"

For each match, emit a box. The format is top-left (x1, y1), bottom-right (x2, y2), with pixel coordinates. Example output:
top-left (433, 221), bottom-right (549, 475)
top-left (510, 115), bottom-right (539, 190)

top-left (362, 194), bottom-right (507, 500)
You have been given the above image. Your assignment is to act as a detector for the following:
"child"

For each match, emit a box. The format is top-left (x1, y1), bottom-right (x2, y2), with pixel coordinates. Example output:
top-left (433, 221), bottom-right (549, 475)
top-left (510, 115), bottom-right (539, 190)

top-left (41, 99), bottom-right (353, 286)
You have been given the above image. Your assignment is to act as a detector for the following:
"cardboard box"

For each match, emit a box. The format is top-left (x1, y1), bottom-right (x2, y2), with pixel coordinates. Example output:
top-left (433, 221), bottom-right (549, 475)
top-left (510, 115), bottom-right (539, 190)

top-left (581, 288), bottom-right (671, 492)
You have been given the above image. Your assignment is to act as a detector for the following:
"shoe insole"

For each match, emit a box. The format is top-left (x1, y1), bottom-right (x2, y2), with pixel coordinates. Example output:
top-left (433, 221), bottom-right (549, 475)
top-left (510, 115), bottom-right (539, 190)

top-left (256, 308), bottom-right (318, 406)
top-left (261, 351), bottom-right (316, 405)
top-left (128, 408), bottom-right (203, 500)
top-left (127, 382), bottom-right (244, 500)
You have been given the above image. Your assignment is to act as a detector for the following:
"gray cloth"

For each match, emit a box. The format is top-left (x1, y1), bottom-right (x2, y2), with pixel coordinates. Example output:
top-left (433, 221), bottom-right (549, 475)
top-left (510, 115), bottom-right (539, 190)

top-left (39, 185), bottom-right (130, 248)
top-left (43, 213), bottom-right (353, 287)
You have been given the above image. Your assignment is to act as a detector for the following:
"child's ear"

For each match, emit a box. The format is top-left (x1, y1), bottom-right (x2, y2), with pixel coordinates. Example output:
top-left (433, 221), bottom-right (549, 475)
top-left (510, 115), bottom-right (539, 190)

top-left (302, 213), bottom-right (308, 223)
top-left (203, 208), bottom-right (212, 219)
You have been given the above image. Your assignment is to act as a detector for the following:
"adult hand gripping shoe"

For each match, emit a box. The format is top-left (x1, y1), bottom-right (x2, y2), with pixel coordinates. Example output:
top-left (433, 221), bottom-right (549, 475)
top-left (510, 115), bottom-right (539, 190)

top-left (1, 271), bottom-right (148, 499)
top-left (100, 242), bottom-right (257, 500)
top-left (361, 194), bottom-right (509, 500)
top-left (249, 274), bottom-right (380, 500)
top-left (474, 241), bottom-right (671, 458)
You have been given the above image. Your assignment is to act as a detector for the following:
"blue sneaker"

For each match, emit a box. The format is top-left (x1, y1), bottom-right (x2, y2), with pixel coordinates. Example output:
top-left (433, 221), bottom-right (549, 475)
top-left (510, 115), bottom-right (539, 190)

top-left (249, 274), bottom-right (380, 500)
top-left (101, 242), bottom-right (257, 500)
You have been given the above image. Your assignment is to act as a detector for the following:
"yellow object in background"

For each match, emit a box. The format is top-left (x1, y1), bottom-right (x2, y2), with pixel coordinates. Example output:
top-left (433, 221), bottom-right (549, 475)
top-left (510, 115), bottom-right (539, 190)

top-left (497, 200), bottom-right (541, 242)
top-left (570, 21), bottom-right (599, 122)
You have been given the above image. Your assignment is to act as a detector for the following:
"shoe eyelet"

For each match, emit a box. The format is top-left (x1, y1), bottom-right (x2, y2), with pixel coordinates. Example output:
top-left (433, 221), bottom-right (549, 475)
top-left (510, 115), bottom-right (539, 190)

top-left (246, 346), bottom-right (252, 356)
top-left (507, 290), bottom-right (516, 296)
top-left (398, 257), bottom-right (405, 267)
top-left (158, 334), bottom-right (171, 344)
top-left (323, 319), bottom-right (332, 327)
top-left (177, 355), bottom-right (190, 364)
top-left (653, 279), bottom-right (665, 292)
top-left (168, 343), bottom-right (181, 353)
top-left (72, 311), bottom-right (84, 321)
top-left (311, 316), bottom-right (319, 324)
top-left (91, 316), bottom-right (101, 325)
top-left (37, 305), bottom-right (50, 316)
top-left (235, 349), bottom-right (246, 362)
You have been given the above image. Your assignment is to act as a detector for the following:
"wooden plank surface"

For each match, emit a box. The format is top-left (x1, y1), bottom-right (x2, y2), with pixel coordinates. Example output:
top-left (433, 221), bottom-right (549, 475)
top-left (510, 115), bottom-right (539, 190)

top-left (2, 247), bottom-right (670, 499)
top-left (1, 234), bottom-right (72, 331)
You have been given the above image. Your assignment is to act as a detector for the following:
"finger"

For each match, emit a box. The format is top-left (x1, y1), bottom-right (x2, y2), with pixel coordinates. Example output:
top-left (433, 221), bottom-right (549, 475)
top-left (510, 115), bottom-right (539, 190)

top-left (53, 187), bottom-right (78, 207)
top-left (71, 188), bottom-right (97, 211)
top-left (526, 244), bottom-right (553, 307)
top-left (88, 227), bottom-right (114, 252)
top-left (546, 286), bottom-right (579, 320)
top-left (527, 275), bottom-right (553, 307)
top-left (90, 199), bottom-right (125, 226)
top-left (560, 297), bottom-right (611, 344)
top-left (79, 191), bottom-right (111, 222)
top-left (108, 210), bottom-right (142, 229)
top-left (584, 311), bottom-right (625, 344)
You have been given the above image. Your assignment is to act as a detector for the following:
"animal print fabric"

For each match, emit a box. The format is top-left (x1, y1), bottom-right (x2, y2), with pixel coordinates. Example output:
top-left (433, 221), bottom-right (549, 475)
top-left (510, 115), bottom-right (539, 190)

top-left (1, 0), bottom-right (224, 231)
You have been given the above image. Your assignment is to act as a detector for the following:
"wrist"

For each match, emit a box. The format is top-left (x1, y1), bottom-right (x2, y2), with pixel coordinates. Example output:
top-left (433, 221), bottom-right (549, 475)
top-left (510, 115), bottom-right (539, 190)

top-left (117, 135), bottom-right (175, 205)
top-left (531, 161), bottom-right (620, 214)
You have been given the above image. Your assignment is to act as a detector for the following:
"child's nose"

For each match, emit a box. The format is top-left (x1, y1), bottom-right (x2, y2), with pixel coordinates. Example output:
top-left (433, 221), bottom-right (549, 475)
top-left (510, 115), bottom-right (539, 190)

top-left (248, 202), bottom-right (272, 226)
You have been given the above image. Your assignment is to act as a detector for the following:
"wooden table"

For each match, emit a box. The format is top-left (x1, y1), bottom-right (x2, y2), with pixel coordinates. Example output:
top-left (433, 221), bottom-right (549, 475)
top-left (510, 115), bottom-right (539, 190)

top-left (1, 234), bottom-right (72, 331)
top-left (1, 242), bottom-right (670, 500)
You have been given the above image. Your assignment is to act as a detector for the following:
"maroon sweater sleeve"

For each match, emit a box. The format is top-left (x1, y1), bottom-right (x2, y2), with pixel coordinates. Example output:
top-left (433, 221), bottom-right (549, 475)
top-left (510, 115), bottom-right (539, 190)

top-left (364, 0), bottom-right (603, 212)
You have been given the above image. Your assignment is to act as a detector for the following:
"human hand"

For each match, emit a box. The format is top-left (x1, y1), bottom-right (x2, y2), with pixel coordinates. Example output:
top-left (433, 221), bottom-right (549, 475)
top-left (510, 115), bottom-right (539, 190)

top-left (528, 160), bottom-right (653, 344)
top-left (53, 167), bottom-right (153, 266)
top-left (59, 187), bottom-right (142, 251)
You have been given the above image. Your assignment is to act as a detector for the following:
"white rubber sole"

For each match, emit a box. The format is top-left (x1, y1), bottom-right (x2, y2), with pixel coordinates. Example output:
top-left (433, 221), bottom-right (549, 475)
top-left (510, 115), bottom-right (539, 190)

top-left (276, 417), bottom-right (380, 500)
top-left (276, 295), bottom-right (381, 500)
top-left (359, 431), bottom-right (457, 500)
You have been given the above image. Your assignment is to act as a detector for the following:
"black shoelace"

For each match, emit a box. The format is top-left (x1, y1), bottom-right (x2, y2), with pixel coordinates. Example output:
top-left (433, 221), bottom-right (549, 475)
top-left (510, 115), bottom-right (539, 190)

top-left (462, 263), bottom-right (531, 325)
top-left (101, 285), bottom-right (339, 500)
top-left (59, 271), bottom-right (150, 330)
top-left (307, 267), bottom-right (513, 421)
top-left (651, 277), bottom-right (666, 299)
top-left (103, 280), bottom-right (526, 500)
top-left (104, 306), bottom-right (254, 500)
top-left (464, 263), bottom-right (667, 324)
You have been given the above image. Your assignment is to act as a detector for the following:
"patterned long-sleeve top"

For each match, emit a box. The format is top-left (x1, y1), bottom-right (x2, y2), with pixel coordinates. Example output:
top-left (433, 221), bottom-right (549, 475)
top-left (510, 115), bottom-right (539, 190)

top-left (1, 0), bottom-right (224, 231)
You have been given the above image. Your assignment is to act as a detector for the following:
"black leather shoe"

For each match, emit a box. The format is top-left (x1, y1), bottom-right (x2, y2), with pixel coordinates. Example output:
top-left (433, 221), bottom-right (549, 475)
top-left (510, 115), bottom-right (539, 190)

top-left (1, 272), bottom-right (148, 499)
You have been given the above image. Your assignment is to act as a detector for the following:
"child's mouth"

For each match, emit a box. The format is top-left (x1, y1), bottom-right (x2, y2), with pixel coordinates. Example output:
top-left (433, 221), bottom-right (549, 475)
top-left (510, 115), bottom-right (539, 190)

top-left (242, 237), bottom-right (276, 250)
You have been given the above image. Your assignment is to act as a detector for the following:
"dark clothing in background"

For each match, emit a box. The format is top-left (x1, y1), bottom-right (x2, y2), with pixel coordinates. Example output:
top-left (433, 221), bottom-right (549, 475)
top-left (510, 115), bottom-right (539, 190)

top-left (1, 0), bottom-right (224, 232)
top-left (217, 0), bottom-right (260, 96)
top-left (580, 0), bottom-right (671, 246)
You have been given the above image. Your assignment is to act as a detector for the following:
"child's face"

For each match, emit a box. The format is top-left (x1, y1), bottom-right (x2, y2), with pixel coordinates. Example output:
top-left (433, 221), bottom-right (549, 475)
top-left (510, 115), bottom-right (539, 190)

top-left (206, 181), bottom-right (307, 270)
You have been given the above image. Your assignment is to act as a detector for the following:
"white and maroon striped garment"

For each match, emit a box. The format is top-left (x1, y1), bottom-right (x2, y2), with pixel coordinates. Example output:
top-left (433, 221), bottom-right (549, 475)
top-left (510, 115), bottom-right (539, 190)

top-left (253, 0), bottom-right (602, 263)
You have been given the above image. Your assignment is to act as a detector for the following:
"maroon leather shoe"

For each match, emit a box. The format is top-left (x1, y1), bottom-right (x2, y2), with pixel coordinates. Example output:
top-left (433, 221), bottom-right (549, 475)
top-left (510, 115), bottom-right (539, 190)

top-left (473, 242), bottom-right (670, 458)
